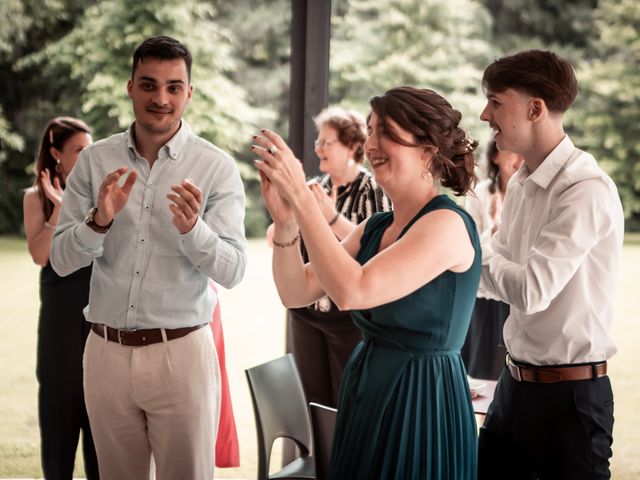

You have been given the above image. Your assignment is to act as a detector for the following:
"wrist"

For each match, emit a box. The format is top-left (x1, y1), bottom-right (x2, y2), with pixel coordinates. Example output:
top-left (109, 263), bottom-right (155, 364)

top-left (273, 220), bottom-right (298, 237)
top-left (93, 210), bottom-right (112, 227)
top-left (84, 207), bottom-right (113, 234)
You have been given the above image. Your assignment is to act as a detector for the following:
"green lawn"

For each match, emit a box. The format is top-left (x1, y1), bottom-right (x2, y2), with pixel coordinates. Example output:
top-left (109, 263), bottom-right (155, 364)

top-left (0, 236), bottom-right (638, 478)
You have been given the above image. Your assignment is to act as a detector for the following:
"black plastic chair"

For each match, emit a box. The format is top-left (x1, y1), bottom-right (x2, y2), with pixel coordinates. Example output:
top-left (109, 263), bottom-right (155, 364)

top-left (308, 402), bottom-right (337, 480)
top-left (245, 354), bottom-right (315, 479)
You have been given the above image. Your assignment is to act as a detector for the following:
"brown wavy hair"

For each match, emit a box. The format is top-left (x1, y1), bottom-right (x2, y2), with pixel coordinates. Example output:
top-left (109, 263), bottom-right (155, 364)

top-left (33, 117), bottom-right (91, 219)
top-left (369, 86), bottom-right (478, 196)
top-left (313, 106), bottom-right (367, 163)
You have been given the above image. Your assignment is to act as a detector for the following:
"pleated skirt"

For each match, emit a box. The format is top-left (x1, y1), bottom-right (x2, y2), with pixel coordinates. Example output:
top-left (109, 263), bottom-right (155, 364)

top-left (329, 341), bottom-right (477, 480)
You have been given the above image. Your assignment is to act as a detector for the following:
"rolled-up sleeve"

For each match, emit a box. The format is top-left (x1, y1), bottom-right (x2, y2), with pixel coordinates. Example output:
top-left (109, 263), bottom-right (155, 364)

top-left (178, 155), bottom-right (247, 288)
top-left (50, 150), bottom-right (105, 277)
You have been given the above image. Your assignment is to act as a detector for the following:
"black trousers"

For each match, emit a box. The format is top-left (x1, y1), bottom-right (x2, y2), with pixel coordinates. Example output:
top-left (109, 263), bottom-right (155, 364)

top-left (478, 368), bottom-right (614, 480)
top-left (37, 265), bottom-right (99, 480)
top-left (288, 306), bottom-right (362, 408)
top-left (461, 298), bottom-right (510, 380)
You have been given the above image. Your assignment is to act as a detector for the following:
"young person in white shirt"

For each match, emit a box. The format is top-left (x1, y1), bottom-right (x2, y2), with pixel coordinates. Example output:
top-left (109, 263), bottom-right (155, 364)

top-left (477, 49), bottom-right (624, 480)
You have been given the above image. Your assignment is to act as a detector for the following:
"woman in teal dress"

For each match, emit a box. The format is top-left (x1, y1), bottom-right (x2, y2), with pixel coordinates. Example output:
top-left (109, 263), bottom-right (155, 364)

top-left (252, 86), bottom-right (481, 479)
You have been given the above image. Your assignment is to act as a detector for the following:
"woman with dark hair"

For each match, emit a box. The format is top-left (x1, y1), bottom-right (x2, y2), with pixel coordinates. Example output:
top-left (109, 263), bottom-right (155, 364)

top-left (461, 140), bottom-right (523, 379)
top-left (253, 86), bottom-right (481, 479)
top-left (23, 117), bottom-right (99, 479)
top-left (286, 106), bottom-right (390, 407)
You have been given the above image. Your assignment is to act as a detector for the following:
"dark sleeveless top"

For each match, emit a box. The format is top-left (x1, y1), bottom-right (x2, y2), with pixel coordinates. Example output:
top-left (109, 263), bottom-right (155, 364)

top-left (329, 194), bottom-right (481, 480)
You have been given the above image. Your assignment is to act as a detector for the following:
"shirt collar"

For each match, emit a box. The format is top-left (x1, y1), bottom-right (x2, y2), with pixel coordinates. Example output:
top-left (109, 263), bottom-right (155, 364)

top-left (516, 135), bottom-right (575, 189)
top-left (126, 120), bottom-right (191, 162)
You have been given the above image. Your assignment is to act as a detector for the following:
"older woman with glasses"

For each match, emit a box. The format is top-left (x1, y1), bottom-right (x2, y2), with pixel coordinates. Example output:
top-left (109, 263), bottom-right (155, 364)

top-left (271, 106), bottom-right (390, 408)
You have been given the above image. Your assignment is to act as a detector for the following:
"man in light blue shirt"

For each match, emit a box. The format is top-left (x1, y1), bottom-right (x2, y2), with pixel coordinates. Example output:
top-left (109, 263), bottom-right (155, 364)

top-left (50, 35), bottom-right (247, 478)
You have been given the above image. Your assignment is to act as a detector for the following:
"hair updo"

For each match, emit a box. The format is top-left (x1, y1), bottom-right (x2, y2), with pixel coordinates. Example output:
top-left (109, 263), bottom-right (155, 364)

top-left (369, 86), bottom-right (478, 196)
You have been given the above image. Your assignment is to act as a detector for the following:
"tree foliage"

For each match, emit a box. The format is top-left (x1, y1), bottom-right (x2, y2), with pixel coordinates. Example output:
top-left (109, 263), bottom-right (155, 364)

top-left (330, 0), bottom-right (495, 143)
top-left (0, 0), bottom-right (638, 235)
top-left (572, 0), bottom-right (640, 223)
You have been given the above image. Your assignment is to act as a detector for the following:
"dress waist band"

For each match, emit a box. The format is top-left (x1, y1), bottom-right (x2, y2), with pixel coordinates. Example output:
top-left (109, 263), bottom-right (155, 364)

top-left (365, 335), bottom-right (458, 356)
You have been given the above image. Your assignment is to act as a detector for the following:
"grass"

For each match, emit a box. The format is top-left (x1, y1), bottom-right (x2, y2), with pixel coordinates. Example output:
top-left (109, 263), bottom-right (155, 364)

top-left (0, 235), bottom-right (639, 478)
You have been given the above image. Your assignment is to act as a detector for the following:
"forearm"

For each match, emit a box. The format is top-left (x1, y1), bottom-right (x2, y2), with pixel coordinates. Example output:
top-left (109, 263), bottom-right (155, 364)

top-left (178, 217), bottom-right (248, 289)
top-left (271, 221), bottom-right (321, 307)
top-left (50, 173), bottom-right (105, 276)
top-left (330, 214), bottom-right (357, 241)
top-left (27, 227), bottom-right (55, 267)
top-left (292, 192), bottom-right (363, 310)
top-left (50, 222), bottom-right (103, 276)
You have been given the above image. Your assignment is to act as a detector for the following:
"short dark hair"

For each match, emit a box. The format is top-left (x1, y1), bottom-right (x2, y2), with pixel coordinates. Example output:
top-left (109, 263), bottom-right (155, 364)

top-left (131, 35), bottom-right (192, 81)
top-left (482, 50), bottom-right (577, 113)
top-left (369, 86), bottom-right (478, 196)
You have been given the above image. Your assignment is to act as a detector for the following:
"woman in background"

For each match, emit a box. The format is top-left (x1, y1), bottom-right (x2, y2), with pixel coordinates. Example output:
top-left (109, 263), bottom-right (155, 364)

top-left (461, 140), bottom-right (523, 379)
top-left (23, 117), bottom-right (98, 479)
top-left (285, 106), bottom-right (390, 407)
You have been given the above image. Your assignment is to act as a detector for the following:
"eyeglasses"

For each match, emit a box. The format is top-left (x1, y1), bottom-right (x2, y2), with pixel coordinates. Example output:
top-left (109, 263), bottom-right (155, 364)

top-left (314, 138), bottom-right (339, 148)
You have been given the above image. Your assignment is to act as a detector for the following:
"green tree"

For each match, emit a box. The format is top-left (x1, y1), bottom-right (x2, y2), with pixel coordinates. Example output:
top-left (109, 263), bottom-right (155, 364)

top-left (0, 0), bottom-right (91, 234)
top-left (15, 0), bottom-right (273, 236)
top-left (330, 0), bottom-right (496, 143)
top-left (574, 0), bottom-right (640, 224)
top-left (482, 0), bottom-right (597, 52)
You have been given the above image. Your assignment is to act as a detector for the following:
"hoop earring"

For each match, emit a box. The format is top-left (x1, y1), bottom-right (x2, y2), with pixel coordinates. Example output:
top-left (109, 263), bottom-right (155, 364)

top-left (55, 159), bottom-right (62, 173)
top-left (346, 158), bottom-right (355, 167)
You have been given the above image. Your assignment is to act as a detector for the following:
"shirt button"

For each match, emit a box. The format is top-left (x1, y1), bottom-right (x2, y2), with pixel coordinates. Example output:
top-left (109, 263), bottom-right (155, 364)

top-left (144, 205), bottom-right (150, 211)
top-left (140, 238), bottom-right (145, 243)
top-left (135, 270), bottom-right (141, 275)
top-left (129, 304), bottom-right (134, 309)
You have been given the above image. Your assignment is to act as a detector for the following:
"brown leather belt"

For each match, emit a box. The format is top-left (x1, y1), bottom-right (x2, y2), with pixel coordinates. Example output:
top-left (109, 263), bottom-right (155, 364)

top-left (91, 323), bottom-right (205, 347)
top-left (506, 353), bottom-right (607, 383)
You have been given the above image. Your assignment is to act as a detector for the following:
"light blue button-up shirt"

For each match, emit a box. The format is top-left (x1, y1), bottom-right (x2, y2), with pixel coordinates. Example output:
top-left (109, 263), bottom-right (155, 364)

top-left (50, 122), bottom-right (247, 329)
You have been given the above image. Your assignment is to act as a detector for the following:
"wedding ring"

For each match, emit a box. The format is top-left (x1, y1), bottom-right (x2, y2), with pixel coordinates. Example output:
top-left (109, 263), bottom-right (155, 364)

top-left (268, 145), bottom-right (278, 155)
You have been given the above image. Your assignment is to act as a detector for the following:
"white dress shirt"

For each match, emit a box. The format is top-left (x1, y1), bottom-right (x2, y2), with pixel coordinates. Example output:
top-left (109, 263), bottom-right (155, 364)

top-left (50, 122), bottom-right (247, 330)
top-left (481, 136), bottom-right (624, 365)
top-left (466, 179), bottom-right (500, 301)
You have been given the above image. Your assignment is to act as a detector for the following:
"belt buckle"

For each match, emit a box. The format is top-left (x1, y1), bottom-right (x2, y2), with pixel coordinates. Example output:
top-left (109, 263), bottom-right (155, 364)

top-left (118, 328), bottom-right (136, 345)
top-left (506, 353), bottom-right (522, 382)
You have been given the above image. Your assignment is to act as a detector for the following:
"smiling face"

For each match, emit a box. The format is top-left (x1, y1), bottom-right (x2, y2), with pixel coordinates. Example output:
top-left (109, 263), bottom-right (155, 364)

top-left (480, 88), bottom-right (534, 156)
top-left (314, 124), bottom-right (357, 178)
top-left (51, 131), bottom-right (92, 181)
top-left (127, 57), bottom-right (192, 140)
top-left (364, 112), bottom-right (427, 188)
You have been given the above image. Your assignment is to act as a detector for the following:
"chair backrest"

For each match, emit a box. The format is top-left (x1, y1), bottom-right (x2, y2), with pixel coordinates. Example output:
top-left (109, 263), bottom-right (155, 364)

top-left (308, 402), bottom-right (337, 480)
top-left (246, 354), bottom-right (312, 479)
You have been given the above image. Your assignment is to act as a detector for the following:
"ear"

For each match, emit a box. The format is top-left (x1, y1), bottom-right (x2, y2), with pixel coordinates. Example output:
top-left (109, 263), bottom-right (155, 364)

top-left (528, 98), bottom-right (546, 122)
top-left (421, 145), bottom-right (437, 161)
top-left (127, 78), bottom-right (134, 99)
top-left (187, 84), bottom-right (193, 103)
top-left (49, 146), bottom-right (60, 161)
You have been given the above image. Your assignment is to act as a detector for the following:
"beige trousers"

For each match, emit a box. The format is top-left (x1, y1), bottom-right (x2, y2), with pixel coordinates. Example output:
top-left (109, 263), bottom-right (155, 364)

top-left (83, 326), bottom-right (220, 480)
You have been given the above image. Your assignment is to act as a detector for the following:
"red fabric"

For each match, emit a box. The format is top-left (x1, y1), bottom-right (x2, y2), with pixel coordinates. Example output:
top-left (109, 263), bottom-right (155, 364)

top-left (210, 284), bottom-right (240, 468)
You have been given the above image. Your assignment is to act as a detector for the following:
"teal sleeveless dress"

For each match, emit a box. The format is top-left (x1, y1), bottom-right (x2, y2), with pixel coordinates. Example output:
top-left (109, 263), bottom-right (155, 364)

top-left (329, 195), bottom-right (481, 480)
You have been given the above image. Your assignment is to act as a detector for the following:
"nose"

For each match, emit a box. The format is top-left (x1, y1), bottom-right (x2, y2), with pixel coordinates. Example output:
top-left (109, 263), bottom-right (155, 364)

top-left (364, 132), bottom-right (376, 154)
top-left (480, 103), bottom-right (490, 122)
top-left (152, 89), bottom-right (169, 106)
